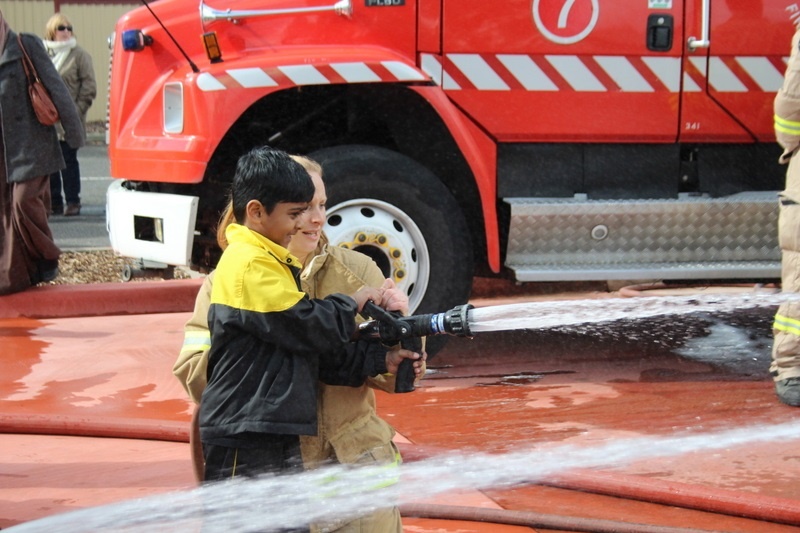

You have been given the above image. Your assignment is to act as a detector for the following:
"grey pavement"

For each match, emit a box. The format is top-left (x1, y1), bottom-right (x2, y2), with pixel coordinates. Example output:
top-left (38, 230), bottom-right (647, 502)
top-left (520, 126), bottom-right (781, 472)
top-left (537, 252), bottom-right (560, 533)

top-left (49, 143), bottom-right (113, 251)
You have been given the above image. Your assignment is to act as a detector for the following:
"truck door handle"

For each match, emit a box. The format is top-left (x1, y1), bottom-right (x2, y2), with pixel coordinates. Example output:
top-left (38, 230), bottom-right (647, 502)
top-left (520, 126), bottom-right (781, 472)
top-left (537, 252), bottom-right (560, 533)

top-left (647, 14), bottom-right (673, 52)
top-left (687, 0), bottom-right (710, 51)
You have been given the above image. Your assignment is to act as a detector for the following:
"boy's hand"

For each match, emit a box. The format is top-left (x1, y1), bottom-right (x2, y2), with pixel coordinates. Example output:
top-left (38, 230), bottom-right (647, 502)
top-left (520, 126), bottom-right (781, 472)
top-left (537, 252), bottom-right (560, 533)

top-left (385, 346), bottom-right (426, 375)
top-left (351, 287), bottom-right (383, 312)
top-left (379, 278), bottom-right (409, 315)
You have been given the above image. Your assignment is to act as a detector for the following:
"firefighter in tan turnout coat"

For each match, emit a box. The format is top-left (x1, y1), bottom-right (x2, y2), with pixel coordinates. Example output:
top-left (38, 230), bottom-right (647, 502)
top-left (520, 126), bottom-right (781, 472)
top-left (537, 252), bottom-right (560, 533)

top-left (772, 26), bottom-right (800, 406)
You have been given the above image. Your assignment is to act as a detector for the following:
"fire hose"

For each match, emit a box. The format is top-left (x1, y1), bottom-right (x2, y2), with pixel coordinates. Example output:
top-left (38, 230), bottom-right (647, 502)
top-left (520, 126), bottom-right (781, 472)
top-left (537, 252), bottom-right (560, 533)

top-left (398, 503), bottom-right (719, 533)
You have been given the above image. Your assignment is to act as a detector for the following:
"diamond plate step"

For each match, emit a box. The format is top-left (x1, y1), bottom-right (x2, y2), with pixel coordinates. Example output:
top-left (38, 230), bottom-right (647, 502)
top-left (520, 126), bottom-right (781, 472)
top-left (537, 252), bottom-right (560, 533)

top-left (505, 192), bottom-right (780, 282)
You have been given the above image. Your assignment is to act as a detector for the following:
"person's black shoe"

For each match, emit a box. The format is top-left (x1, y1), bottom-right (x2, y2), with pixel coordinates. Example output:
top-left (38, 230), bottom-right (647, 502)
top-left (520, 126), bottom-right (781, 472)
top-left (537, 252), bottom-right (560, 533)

top-left (51, 204), bottom-right (64, 216)
top-left (775, 377), bottom-right (800, 407)
top-left (37, 259), bottom-right (60, 283)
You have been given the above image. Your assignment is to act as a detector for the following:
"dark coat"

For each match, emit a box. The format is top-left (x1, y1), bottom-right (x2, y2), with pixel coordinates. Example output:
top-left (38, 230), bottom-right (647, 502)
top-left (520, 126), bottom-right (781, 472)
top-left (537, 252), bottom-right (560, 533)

top-left (0, 31), bottom-right (83, 183)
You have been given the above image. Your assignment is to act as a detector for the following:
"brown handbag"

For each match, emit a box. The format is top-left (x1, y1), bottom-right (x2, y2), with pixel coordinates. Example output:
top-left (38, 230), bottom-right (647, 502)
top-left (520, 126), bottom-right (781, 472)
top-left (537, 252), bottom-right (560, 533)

top-left (17, 34), bottom-right (60, 126)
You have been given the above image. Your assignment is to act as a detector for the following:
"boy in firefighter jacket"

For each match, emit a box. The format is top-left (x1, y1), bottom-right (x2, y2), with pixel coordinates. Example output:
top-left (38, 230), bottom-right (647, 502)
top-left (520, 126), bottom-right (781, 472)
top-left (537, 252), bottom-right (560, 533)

top-left (178, 154), bottom-right (421, 531)
top-left (772, 26), bottom-right (800, 407)
top-left (199, 147), bottom-right (402, 480)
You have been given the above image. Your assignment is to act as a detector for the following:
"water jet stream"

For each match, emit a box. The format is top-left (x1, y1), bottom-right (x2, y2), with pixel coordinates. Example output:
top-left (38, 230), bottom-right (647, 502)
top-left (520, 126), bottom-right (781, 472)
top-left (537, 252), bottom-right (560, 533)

top-left (467, 291), bottom-right (792, 333)
top-left (7, 421), bottom-right (800, 532)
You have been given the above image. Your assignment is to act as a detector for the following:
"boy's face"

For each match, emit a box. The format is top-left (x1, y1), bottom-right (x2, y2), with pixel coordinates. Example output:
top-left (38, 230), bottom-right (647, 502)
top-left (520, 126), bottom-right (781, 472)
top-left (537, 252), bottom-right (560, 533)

top-left (245, 200), bottom-right (309, 248)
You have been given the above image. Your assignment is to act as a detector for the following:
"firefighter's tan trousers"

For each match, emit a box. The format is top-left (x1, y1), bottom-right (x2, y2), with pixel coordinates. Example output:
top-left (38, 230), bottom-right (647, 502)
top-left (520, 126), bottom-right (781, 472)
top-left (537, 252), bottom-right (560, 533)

top-left (772, 155), bottom-right (800, 381)
top-left (310, 442), bottom-right (403, 533)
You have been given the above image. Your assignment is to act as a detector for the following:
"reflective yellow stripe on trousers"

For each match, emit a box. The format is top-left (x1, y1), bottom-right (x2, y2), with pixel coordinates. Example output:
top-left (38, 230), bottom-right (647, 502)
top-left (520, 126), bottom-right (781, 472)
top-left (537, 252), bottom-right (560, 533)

top-left (774, 313), bottom-right (800, 337)
top-left (317, 450), bottom-right (402, 498)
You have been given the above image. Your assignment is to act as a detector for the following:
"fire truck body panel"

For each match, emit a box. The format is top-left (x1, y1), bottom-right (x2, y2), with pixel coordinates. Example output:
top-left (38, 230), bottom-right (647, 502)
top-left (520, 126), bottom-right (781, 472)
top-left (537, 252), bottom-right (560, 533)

top-left (440, 0), bottom-right (789, 143)
top-left (106, 0), bottom-right (793, 321)
top-left (409, 85), bottom-right (501, 272)
top-left (417, 0), bottom-right (441, 53)
top-left (442, 0), bottom-right (682, 142)
top-left (708, 3), bottom-right (789, 141)
top-left (191, 0), bottom-right (419, 60)
top-left (682, 0), bottom-right (789, 142)
top-left (109, 0), bottom-right (422, 184)
top-left (111, 48), bottom-right (430, 184)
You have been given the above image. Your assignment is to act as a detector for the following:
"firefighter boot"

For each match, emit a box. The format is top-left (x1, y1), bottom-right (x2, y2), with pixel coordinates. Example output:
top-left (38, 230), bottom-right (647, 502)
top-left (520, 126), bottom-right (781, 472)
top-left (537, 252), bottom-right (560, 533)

top-left (775, 377), bottom-right (800, 407)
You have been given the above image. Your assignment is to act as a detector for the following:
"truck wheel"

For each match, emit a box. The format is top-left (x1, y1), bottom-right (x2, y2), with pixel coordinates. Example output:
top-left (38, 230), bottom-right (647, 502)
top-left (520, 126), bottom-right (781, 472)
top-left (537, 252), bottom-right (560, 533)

top-left (310, 145), bottom-right (474, 352)
top-left (121, 264), bottom-right (134, 282)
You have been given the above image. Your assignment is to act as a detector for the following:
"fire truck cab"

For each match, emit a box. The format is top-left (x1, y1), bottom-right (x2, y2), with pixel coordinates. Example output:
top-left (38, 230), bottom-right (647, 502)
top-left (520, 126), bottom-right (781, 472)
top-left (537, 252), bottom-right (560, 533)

top-left (107, 0), bottom-right (795, 316)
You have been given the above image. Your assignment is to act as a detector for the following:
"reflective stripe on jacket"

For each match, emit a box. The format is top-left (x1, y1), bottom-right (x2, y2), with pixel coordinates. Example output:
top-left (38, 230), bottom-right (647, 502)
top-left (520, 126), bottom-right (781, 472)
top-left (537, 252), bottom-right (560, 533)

top-left (775, 313), bottom-right (800, 337)
top-left (775, 29), bottom-right (800, 164)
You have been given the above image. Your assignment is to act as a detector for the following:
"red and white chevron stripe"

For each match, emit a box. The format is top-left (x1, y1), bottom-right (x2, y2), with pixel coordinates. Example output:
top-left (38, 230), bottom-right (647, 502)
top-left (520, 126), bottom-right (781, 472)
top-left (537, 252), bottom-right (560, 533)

top-left (194, 53), bottom-right (787, 94)
top-left (196, 60), bottom-right (427, 92)
top-left (420, 52), bottom-right (788, 93)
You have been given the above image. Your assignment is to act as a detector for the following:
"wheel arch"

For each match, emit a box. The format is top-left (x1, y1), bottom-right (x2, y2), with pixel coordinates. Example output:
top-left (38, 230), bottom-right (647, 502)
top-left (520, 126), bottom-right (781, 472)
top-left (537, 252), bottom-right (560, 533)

top-left (199, 82), bottom-right (496, 275)
top-left (311, 144), bottom-right (474, 316)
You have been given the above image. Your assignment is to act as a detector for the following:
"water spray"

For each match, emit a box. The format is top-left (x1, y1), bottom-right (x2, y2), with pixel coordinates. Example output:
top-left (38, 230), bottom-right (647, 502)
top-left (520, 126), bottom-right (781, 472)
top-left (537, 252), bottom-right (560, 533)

top-left (8, 421), bottom-right (800, 532)
top-left (359, 289), bottom-right (798, 392)
top-left (7, 289), bottom-right (800, 531)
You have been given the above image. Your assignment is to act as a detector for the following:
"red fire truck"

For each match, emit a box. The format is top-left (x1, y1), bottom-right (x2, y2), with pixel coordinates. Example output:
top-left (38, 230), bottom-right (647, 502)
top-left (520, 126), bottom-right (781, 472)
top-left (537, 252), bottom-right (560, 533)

top-left (107, 0), bottom-right (795, 316)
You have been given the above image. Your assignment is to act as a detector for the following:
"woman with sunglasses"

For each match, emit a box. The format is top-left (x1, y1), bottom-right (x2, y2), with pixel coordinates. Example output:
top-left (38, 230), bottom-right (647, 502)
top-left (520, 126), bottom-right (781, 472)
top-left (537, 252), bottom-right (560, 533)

top-left (42, 13), bottom-right (96, 217)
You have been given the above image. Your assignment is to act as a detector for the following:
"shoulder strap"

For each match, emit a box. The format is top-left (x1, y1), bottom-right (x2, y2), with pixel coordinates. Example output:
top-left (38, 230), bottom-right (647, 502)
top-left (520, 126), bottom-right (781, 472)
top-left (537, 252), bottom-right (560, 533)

top-left (16, 34), bottom-right (39, 85)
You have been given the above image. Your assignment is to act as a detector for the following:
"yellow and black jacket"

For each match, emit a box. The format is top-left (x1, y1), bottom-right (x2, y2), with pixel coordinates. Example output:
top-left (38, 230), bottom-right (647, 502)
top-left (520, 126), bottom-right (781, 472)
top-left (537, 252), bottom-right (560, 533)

top-left (199, 224), bottom-right (385, 443)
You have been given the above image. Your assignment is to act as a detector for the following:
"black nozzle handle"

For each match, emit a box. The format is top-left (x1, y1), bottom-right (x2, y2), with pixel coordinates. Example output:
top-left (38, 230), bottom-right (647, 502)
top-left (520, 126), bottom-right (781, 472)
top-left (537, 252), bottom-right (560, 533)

top-left (361, 300), bottom-right (394, 323)
top-left (361, 300), bottom-right (419, 393)
top-left (395, 335), bottom-right (422, 393)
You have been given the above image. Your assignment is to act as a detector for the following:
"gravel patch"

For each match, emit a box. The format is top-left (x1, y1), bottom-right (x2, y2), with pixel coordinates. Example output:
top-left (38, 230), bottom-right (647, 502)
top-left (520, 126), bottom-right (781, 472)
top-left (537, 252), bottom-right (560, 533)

top-left (36, 250), bottom-right (192, 286)
top-left (39, 249), bottom-right (607, 298)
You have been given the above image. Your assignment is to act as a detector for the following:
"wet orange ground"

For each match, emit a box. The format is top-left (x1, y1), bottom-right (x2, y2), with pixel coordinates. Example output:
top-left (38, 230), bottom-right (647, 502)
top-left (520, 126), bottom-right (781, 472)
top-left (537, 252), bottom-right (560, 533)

top-left (1, 280), bottom-right (800, 532)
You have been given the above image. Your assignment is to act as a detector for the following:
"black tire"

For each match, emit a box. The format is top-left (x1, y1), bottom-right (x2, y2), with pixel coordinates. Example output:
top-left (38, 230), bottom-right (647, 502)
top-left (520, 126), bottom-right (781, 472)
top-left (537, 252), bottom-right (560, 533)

top-left (310, 145), bottom-right (474, 355)
top-left (121, 264), bottom-right (133, 282)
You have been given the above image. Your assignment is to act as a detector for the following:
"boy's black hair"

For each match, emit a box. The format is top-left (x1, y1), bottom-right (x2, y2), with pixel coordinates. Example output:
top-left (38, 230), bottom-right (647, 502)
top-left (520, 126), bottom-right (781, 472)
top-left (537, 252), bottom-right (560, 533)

top-left (231, 146), bottom-right (314, 223)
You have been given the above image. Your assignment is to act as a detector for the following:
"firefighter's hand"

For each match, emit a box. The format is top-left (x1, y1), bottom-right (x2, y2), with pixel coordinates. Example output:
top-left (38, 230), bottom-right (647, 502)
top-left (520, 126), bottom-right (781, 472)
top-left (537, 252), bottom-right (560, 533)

top-left (385, 346), bottom-right (426, 376)
top-left (378, 278), bottom-right (409, 315)
top-left (351, 287), bottom-right (384, 312)
top-left (779, 146), bottom-right (799, 164)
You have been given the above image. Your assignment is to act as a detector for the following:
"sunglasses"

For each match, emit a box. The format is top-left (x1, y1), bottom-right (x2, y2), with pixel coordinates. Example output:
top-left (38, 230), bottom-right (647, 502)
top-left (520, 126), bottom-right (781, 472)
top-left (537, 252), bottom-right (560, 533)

top-left (57, 25), bottom-right (73, 32)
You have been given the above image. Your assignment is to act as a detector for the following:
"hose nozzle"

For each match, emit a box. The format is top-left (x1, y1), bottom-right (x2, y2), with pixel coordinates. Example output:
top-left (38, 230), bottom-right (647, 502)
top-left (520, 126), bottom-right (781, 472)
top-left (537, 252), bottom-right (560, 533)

top-left (359, 301), bottom-right (474, 393)
top-left (409, 304), bottom-right (474, 338)
top-left (359, 301), bottom-right (474, 342)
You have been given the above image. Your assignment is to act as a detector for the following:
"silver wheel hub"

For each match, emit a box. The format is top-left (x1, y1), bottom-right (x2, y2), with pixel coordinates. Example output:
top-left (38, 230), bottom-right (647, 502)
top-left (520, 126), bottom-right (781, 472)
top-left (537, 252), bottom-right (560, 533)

top-left (325, 199), bottom-right (429, 312)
